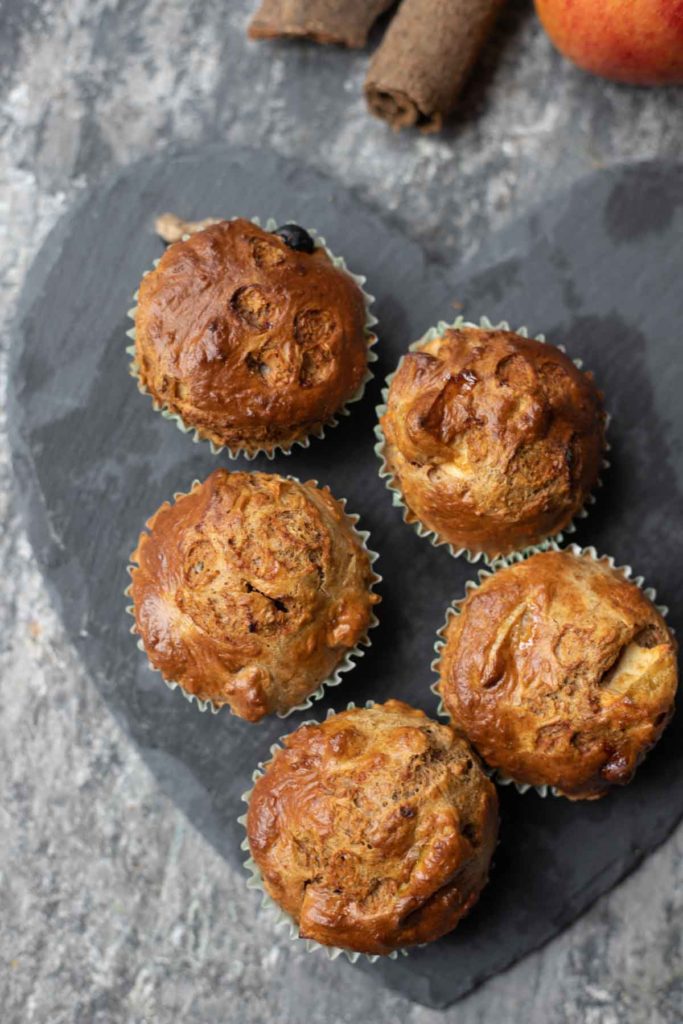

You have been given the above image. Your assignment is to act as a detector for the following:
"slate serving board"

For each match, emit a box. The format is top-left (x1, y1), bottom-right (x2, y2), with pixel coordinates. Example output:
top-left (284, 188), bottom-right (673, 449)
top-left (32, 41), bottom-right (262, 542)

top-left (8, 147), bottom-right (683, 1009)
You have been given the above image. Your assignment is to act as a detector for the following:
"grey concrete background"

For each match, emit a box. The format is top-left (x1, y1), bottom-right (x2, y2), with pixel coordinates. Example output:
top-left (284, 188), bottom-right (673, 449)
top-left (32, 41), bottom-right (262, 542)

top-left (1, 1), bottom-right (681, 1022)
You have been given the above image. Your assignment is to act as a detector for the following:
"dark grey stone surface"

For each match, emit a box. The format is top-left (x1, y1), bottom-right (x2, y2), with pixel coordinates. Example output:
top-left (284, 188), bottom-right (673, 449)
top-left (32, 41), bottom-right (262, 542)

top-left (1, 2), bottom-right (683, 1022)
top-left (9, 145), bottom-right (683, 1009)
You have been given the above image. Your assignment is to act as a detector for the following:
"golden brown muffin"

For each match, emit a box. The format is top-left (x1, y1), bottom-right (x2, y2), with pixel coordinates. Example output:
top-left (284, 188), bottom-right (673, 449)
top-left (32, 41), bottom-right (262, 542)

top-left (246, 700), bottom-right (498, 954)
top-left (133, 219), bottom-right (373, 456)
top-left (438, 550), bottom-right (678, 800)
top-left (129, 469), bottom-right (379, 722)
top-left (379, 324), bottom-right (606, 559)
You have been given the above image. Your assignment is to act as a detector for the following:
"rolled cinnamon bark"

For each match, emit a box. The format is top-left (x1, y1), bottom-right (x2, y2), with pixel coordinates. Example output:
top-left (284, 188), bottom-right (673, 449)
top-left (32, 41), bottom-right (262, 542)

top-left (365, 0), bottom-right (505, 132)
top-left (248, 0), bottom-right (396, 48)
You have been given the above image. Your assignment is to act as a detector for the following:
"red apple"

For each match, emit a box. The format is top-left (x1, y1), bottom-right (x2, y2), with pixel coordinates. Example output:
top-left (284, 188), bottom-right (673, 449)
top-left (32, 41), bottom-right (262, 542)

top-left (535, 0), bottom-right (683, 84)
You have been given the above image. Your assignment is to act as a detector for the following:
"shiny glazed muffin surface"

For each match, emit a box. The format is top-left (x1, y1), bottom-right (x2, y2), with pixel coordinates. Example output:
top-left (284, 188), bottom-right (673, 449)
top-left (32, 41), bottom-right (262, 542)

top-left (247, 700), bottom-right (499, 954)
top-left (438, 550), bottom-right (678, 799)
top-left (380, 326), bottom-right (606, 558)
top-left (134, 219), bottom-right (370, 455)
top-left (130, 470), bottom-right (379, 721)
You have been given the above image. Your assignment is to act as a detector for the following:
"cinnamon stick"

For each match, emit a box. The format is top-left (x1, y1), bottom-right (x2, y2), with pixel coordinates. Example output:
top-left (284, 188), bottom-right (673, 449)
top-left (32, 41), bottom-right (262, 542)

top-left (248, 0), bottom-right (395, 48)
top-left (365, 0), bottom-right (505, 132)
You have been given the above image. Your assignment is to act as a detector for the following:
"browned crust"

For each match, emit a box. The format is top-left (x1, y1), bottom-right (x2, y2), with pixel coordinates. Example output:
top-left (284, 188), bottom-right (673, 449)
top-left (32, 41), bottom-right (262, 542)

top-left (134, 219), bottom-right (370, 456)
top-left (364, 0), bottom-right (505, 132)
top-left (129, 470), bottom-right (379, 722)
top-left (247, 700), bottom-right (499, 953)
top-left (380, 326), bottom-right (606, 559)
top-left (248, 0), bottom-right (395, 48)
top-left (438, 551), bottom-right (678, 800)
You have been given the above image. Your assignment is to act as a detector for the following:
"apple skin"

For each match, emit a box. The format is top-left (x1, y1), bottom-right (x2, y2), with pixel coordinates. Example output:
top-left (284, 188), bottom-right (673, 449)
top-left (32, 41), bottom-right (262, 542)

top-left (535, 0), bottom-right (683, 84)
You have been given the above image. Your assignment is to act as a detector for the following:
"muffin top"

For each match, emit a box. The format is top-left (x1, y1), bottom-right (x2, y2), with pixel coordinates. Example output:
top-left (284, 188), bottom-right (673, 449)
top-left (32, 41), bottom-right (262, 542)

top-left (246, 700), bottom-right (498, 954)
top-left (134, 219), bottom-right (371, 455)
top-left (130, 470), bottom-right (379, 722)
top-left (380, 325), bottom-right (606, 558)
top-left (438, 550), bottom-right (677, 800)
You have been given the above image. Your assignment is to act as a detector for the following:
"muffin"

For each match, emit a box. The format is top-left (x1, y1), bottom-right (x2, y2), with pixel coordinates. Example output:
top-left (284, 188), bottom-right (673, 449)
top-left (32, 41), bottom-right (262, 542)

top-left (437, 549), bottom-right (677, 800)
top-left (245, 700), bottom-right (499, 955)
top-left (378, 320), bottom-right (606, 560)
top-left (129, 469), bottom-right (379, 721)
top-left (131, 218), bottom-right (376, 456)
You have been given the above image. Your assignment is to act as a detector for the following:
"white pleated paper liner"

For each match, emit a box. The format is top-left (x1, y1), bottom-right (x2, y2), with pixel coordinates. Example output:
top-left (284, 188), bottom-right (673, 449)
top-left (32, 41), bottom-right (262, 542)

top-left (238, 702), bottom-right (410, 963)
top-left (125, 477), bottom-right (381, 719)
top-left (126, 216), bottom-right (378, 460)
top-left (430, 542), bottom-right (671, 798)
top-left (373, 316), bottom-right (611, 568)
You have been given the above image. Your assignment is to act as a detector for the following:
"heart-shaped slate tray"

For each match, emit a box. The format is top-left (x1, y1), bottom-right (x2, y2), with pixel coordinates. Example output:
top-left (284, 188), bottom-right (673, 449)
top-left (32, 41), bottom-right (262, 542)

top-left (8, 147), bottom-right (683, 1009)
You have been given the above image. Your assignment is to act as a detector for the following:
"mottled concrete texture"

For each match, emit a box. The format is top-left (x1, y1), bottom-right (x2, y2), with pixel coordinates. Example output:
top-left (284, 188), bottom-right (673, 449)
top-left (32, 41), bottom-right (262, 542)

top-left (1, 2), bottom-right (682, 1022)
